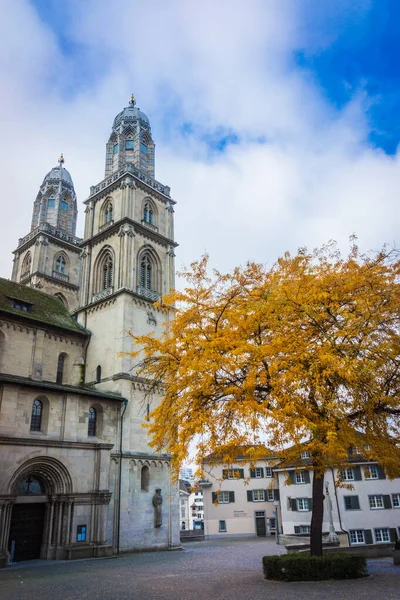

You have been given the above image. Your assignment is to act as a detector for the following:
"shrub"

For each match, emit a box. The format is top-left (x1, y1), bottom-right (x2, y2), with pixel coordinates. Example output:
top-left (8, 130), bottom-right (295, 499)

top-left (262, 553), bottom-right (367, 581)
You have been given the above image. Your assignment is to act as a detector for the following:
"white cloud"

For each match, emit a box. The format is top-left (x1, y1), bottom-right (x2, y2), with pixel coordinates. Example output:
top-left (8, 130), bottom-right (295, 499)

top-left (0, 0), bottom-right (398, 282)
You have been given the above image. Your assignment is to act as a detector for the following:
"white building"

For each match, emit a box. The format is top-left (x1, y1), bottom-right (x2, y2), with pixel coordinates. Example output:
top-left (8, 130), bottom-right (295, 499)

top-left (276, 454), bottom-right (400, 547)
top-left (201, 454), bottom-right (279, 538)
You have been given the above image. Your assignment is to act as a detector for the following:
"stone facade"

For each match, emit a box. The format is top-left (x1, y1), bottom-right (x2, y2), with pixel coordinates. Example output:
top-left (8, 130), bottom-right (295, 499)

top-left (0, 97), bottom-right (180, 567)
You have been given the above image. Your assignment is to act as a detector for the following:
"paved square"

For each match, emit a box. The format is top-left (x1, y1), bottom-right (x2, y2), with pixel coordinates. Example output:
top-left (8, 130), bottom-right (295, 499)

top-left (0, 538), bottom-right (399, 600)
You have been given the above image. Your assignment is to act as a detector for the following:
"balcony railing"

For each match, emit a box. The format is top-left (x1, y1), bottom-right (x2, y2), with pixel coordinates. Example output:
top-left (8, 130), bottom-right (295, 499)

top-left (92, 287), bottom-right (114, 303)
top-left (52, 270), bottom-right (69, 282)
top-left (89, 163), bottom-right (171, 198)
top-left (136, 286), bottom-right (160, 302)
top-left (141, 219), bottom-right (159, 232)
top-left (99, 220), bottom-right (114, 232)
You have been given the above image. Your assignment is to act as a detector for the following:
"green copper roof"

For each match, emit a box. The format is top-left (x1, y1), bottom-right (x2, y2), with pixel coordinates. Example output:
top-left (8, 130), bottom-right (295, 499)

top-left (0, 278), bottom-right (86, 335)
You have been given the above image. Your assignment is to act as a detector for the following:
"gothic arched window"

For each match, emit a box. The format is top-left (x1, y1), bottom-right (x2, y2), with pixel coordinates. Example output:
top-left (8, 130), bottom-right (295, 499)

top-left (102, 254), bottom-right (113, 290)
top-left (143, 202), bottom-right (153, 224)
top-left (48, 196), bottom-right (55, 208)
top-left (30, 399), bottom-right (42, 432)
top-left (56, 354), bottom-right (65, 384)
top-left (141, 466), bottom-right (150, 492)
top-left (140, 254), bottom-right (152, 290)
top-left (88, 407), bottom-right (97, 437)
top-left (55, 255), bottom-right (66, 274)
top-left (105, 202), bottom-right (113, 223)
top-left (21, 252), bottom-right (32, 277)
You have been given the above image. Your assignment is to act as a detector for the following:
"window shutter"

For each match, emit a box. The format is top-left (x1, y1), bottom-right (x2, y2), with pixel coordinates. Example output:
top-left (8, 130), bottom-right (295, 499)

top-left (364, 529), bottom-right (373, 545)
top-left (238, 469), bottom-right (244, 479)
top-left (303, 470), bottom-right (310, 484)
top-left (288, 473), bottom-right (294, 485)
top-left (294, 526), bottom-right (300, 534)
top-left (307, 498), bottom-right (313, 511)
top-left (222, 469), bottom-right (228, 479)
top-left (250, 469), bottom-right (256, 478)
top-left (390, 528), bottom-right (398, 542)
top-left (259, 467), bottom-right (264, 477)
top-left (291, 498), bottom-right (297, 511)
top-left (273, 489), bottom-right (280, 501)
top-left (247, 490), bottom-right (253, 502)
top-left (383, 494), bottom-right (392, 509)
top-left (229, 491), bottom-right (235, 503)
top-left (212, 492), bottom-right (218, 503)
top-left (377, 466), bottom-right (386, 480)
top-left (353, 466), bottom-right (362, 481)
top-left (351, 496), bottom-right (360, 510)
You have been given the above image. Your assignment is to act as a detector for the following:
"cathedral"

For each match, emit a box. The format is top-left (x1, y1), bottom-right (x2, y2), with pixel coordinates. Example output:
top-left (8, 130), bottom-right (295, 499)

top-left (0, 96), bottom-right (180, 566)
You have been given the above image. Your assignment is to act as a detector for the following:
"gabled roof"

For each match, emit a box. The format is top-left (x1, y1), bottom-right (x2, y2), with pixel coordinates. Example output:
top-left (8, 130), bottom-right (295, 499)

top-left (0, 278), bottom-right (87, 335)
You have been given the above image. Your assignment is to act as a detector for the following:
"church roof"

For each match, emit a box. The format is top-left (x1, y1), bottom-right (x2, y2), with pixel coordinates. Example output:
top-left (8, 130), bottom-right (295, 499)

top-left (42, 165), bottom-right (74, 187)
top-left (0, 278), bottom-right (86, 335)
top-left (112, 95), bottom-right (150, 130)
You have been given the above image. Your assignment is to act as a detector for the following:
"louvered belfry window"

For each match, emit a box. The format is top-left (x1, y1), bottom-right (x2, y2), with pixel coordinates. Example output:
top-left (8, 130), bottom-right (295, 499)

top-left (140, 255), bottom-right (152, 289)
top-left (103, 255), bottom-right (113, 289)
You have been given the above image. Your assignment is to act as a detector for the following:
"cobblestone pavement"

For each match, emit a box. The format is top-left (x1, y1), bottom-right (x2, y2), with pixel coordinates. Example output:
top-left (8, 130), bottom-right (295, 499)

top-left (0, 537), bottom-right (399, 600)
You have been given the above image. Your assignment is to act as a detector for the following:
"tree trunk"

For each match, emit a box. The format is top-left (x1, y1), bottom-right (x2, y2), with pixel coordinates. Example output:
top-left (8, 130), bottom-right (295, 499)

top-left (310, 472), bottom-right (324, 556)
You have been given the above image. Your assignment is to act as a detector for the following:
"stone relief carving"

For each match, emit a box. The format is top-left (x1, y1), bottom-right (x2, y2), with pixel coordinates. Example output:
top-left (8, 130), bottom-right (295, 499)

top-left (147, 311), bottom-right (157, 326)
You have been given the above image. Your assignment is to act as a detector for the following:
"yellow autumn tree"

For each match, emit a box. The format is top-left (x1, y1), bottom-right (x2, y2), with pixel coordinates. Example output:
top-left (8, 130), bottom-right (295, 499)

top-left (129, 241), bottom-right (400, 556)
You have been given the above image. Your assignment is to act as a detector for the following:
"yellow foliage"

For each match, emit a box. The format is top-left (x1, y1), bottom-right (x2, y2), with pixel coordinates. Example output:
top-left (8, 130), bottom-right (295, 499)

top-left (127, 242), bottom-right (400, 478)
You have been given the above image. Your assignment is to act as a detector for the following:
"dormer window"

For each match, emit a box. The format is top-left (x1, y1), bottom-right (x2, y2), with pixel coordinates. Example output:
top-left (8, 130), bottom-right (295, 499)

top-left (125, 139), bottom-right (134, 150)
top-left (8, 297), bottom-right (32, 313)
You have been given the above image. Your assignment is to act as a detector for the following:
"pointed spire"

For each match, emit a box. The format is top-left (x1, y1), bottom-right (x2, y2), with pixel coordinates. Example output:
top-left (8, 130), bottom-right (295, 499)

top-left (129, 94), bottom-right (136, 106)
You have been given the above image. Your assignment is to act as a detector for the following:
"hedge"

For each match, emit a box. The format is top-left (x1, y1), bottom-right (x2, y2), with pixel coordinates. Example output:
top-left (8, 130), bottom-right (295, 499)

top-left (262, 553), bottom-right (367, 581)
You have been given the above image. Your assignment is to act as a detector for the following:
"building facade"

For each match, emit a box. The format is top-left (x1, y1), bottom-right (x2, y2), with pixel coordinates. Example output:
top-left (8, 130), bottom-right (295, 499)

top-left (201, 457), bottom-right (279, 538)
top-left (0, 96), bottom-right (180, 567)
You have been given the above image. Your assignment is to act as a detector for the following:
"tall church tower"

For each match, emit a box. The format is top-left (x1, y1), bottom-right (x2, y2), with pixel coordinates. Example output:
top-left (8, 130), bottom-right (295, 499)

top-left (76, 96), bottom-right (179, 551)
top-left (11, 155), bottom-right (81, 310)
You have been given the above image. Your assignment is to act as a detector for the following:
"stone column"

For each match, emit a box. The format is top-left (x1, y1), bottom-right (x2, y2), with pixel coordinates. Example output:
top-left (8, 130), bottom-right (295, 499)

top-left (0, 500), bottom-right (14, 567)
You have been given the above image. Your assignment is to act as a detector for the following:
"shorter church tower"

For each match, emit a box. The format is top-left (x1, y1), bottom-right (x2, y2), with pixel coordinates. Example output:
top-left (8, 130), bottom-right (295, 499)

top-left (11, 155), bottom-right (81, 310)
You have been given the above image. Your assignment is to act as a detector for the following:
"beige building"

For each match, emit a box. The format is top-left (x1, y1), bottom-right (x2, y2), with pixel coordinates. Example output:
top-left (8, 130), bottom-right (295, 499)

top-left (0, 96), bottom-right (180, 567)
top-left (201, 454), bottom-right (279, 538)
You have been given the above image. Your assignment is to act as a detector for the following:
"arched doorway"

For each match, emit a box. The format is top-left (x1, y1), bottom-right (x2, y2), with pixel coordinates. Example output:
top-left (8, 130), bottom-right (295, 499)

top-left (8, 476), bottom-right (47, 562)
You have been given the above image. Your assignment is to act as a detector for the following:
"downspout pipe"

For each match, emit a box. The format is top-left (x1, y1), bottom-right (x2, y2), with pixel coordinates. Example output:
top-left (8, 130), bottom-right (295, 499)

top-left (116, 399), bottom-right (128, 554)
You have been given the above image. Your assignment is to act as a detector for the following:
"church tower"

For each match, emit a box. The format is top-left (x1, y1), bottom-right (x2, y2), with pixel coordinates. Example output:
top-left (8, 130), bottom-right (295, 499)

top-left (76, 96), bottom-right (179, 551)
top-left (11, 155), bottom-right (81, 310)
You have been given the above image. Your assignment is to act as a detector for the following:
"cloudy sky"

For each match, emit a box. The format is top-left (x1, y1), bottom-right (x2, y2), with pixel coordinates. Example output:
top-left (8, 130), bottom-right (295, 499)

top-left (2, 0), bottom-right (400, 278)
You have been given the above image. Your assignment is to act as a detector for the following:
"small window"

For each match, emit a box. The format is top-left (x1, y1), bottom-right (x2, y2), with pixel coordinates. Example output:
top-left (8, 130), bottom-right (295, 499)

top-left (375, 528), bottom-right (390, 543)
top-left (364, 465), bottom-right (378, 479)
top-left (30, 399), bottom-right (42, 432)
top-left (219, 520), bottom-right (227, 532)
top-left (56, 354), bottom-right (65, 384)
top-left (297, 498), bottom-right (309, 511)
top-left (96, 365), bottom-right (102, 383)
top-left (77, 525), bottom-right (87, 542)
top-left (344, 496), bottom-right (360, 510)
top-left (393, 494), bottom-right (400, 508)
top-left (113, 143), bottom-right (118, 154)
top-left (141, 465), bottom-right (150, 492)
top-left (125, 139), bottom-right (134, 150)
top-left (255, 467), bottom-right (263, 478)
top-left (266, 489), bottom-right (274, 502)
top-left (265, 467), bottom-right (273, 478)
top-left (340, 468), bottom-right (354, 481)
top-left (295, 472), bottom-right (306, 484)
top-left (253, 490), bottom-right (265, 502)
top-left (218, 491), bottom-right (230, 504)
top-left (299, 525), bottom-right (311, 534)
top-left (369, 495), bottom-right (384, 509)
top-left (269, 517), bottom-right (277, 530)
top-left (61, 200), bottom-right (68, 211)
top-left (48, 197), bottom-right (55, 207)
top-left (88, 407), bottom-right (96, 437)
top-left (349, 530), bottom-right (365, 545)
top-left (55, 255), bottom-right (66, 273)
top-left (301, 451), bottom-right (310, 459)
top-left (10, 298), bottom-right (32, 312)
